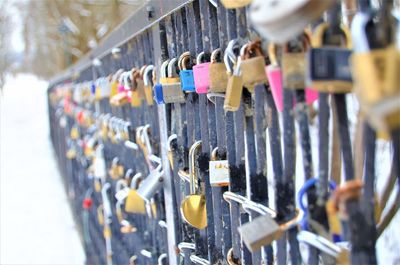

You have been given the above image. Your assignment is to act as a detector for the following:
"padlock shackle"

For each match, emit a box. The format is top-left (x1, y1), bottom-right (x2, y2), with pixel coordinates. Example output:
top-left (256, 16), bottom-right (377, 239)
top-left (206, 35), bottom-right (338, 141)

top-left (297, 231), bottom-right (343, 258)
top-left (167, 134), bottom-right (178, 152)
top-left (178, 51), bottom-right (191, 70)
top-left (211, 48), bottom-right (222, 63)
top-left (188, 140), bottom-right (202, 195)
top-left (124, 168), bottom-right (134, 180)
top-left (157, 253), bottom-right (167, 265)
top-left (101, 182), bottom-right (112, 219)
top-left (190, 255), bottom-right (210, 265)
top-left (115, 179), bottom-right (128, 193)
top-left (242, 199), bottom-right (277, 218)
top-left (131, 172), bottom-right (143, 189)
top-left (178, 242), bottom-right (196, 252)
top-left (160, 60), bottom-right (170, 79)
top-left (223, 191), bottom-right (247, 205)
top-left (196, 51), bottom-right (205, 64)
top-left (143, 65), bottom-right (154, 86)
top-left (168, 57), bottom-right (179, 77)
top-left (313, 22), bottom-right (352, 48)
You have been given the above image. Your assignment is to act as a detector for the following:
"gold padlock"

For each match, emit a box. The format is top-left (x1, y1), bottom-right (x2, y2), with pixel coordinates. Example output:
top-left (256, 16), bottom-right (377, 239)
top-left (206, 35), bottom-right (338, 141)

top-left (282, 52), bottom-right (306, 89)
top-left (224, 40), bottom-right (244, 112)
top-left (224, 71), bottom-right (243, 112)
top-left (109, 157), bottom-right (124, 180)
top-left (351, 46), bottom-right (400, 130)
top-left (125, 173), bottom-right (147, 214)
top-left (209, 48), bottom-right (229, 93)
top-left (240, 40), bottom-right (268, 92)
top-left (220, 0), bottom-right (252, 9)
top-left (161, 58), bottom-right (185, 103)
top-left (143, 65), bottom-right (155, 105)
top-left (70, 126), bottom-right (80, 140)
top-left (180, 141), bottom-right (207, 229)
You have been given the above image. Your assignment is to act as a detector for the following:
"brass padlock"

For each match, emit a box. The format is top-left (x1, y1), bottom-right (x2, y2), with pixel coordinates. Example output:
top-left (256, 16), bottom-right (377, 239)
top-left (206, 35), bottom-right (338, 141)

top-left (224, 40), bottom-right (244, 112)
top-left (161, 58), bottom-right (185, 104)
top-left (109, 157), bottom-right (124, 180)
top-left (209, 48), bottom-right (229, 93)
top-left (351, 46), bottom-right (400, 130)
top-left (238, 200), bottom-right (301, 252)
top-left (125, 173), bottom-right (146, 214)
top-left (143, 65), bottom-right (155, 105)
top-left (240, 40), bottom-right (268, 92)
top-left (282, 51), bottom-right (307, 89)
top-left (70, 126), bottom-right (80, 140)
top-left (180, 141), bottom-right (207, 229)
top-left (220, 0), bottom-right (251, 9)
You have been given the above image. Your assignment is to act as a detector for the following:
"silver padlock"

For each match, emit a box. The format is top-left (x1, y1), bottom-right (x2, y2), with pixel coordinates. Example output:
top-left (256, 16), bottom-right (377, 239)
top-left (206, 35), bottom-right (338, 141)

top-left (136, 155), bottom-right (164, 202)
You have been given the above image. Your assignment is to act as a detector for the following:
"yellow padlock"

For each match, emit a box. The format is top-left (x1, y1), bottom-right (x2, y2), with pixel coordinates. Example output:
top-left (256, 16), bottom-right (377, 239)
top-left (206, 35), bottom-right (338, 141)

top-left (220, 0), bottom-right (252, 9)
top-left (125, 173), bottom-right (146, 214)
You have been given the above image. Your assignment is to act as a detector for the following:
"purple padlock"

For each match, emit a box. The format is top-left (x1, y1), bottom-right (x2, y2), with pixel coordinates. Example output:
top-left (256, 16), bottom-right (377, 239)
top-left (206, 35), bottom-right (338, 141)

top-left (193, 52), bottom-right (210, 94)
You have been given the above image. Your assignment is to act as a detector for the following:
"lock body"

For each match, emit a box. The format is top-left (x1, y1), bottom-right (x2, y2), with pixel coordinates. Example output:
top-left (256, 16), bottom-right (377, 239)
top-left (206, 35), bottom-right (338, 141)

top-left (308, 47), bottom-right (353, 93)
top-left (162, 77), bottom-right (186, 104)
top-left (224, 75), bottom-right (244, 111)
top-left (209, 160), bottom-right (230, 187)
top-left (143, 85), bottom-right (154, 105)
top-left (220, 0), bottom-right (251, 9)
top-left (193, 62), bottom-right (211, 94)
top-left (241, 56), bottom-right (268, 92)
top-left (282, 52), bottom-right (307, 89)
top-left (351, 47), bottom-right (400, 130)
top-left (179, 70), bottom-right (196, 92)
top-left (125, 189), bottom-right (146, 214)
top-left (209, 63), bottom-right (228, 93)
top-left (238, 214), bottom-right (282, 252)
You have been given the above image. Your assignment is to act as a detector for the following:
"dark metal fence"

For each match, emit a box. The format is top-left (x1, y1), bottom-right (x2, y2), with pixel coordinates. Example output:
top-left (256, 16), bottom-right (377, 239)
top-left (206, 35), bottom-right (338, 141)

top-left (48, 1), bottom-right (399, 264)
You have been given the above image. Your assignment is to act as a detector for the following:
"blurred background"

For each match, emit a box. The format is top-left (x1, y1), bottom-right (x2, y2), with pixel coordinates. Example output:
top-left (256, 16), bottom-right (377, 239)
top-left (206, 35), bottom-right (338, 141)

top-left (0, 1), bottom-right (145, 264)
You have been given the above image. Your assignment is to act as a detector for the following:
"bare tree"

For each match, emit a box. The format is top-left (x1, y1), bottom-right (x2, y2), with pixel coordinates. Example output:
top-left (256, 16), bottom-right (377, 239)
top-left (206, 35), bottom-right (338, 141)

top-left (17, 0), bottom-right (145, 79)
top-left (0, 0), bottom-right (13, 88)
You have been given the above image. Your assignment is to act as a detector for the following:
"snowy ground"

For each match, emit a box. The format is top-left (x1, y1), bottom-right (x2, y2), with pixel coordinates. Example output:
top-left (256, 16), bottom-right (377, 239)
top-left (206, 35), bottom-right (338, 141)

top-left (0, 74), bottom-right (85, 265)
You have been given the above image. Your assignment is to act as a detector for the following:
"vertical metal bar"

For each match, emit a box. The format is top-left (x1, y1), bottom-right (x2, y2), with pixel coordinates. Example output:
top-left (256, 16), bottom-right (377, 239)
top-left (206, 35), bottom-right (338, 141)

top-left (152, 19), bottom-right (179, 265)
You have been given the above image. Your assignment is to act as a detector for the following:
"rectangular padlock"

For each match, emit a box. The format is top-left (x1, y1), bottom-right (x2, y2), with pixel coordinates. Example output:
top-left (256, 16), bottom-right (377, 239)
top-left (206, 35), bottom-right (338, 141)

top-left (143, 84), bottom-right (154, 105)
top-left (162, 77), bottom-right (186, 104)
top-left (209, 63), bottom-right (229, 93)
top-left (224, 74), bottom-right (243, 111)
top-left (209, 160), bottom-right (230, 187)
top-left (193, 62), bottom-right (211, 94)
top-left (179, 70), bottom-right (196, 92)
top-left (238, 214), bottom-right (282, 252)
top-left (308, 48), bottom-right (353, 93)
top-left (282, 52), bottom-right (306, 89)
top-left (241, 56), bottom-right (268, 92)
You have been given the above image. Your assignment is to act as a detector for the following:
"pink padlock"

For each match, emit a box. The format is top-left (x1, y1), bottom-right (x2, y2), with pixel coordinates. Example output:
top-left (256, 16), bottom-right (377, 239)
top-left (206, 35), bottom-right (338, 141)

top-left (193, 52), bottom-right (210, 94)
top-left (266, 64), bottom-right (318, 112)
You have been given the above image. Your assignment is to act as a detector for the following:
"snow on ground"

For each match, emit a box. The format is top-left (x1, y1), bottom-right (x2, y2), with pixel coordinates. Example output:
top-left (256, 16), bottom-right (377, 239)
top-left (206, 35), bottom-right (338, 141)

top-left (0, 74), bottom-right (85, 265)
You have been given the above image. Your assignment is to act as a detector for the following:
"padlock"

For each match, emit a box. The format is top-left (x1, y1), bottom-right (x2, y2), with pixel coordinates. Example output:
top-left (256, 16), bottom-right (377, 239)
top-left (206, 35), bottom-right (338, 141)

top-left (93, 144), bottom-right (107, 180)
top-left (224, 39), bottom-right (244, 112)
top-left (161, 58), bottom-right (185, 103)
top-left (240, 40), bottom-right (268, 92)
top-left (153, 60), bottom-right (169, 104)
top-left (125, 173), bottom-right (147, 214)
top-left (110, 72), bottom-right (130, 106)
top-left (209, 48), bottom-right (229, 93)
top-left (178, 52), bottom-right (196, 92)
top-left (143, 65), bottom-right (155, 105)
top-left (70, 126), bottom-right (80, 140)
top-left (267, 43), bottom-right (318, 112)
top-left (193, 52), bottom-right (210, 94)
top-left (209, 147), bottom-right (230, 187)
top-left (351, 12), bottom-right (400, 131)
top-left (220, 0), bottom-right (251, 9)
top-left (249, 0), bottom-right (334, 44)
top-left (109, 157), bottom-right (124, 180)
top-left (136, 167), bottom-right (164, 202)
top-left (307, 22), bottom-right (353, 93)
top-left (127, 69), bottom-right (142, 108)
top-left (238, 200), bottom-right (301, 252)
top-left (180, 141), bottom-right (207, 229)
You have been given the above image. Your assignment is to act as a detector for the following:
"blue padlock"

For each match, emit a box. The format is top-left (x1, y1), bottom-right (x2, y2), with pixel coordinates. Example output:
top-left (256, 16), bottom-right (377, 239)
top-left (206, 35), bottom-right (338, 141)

top-left (154, 83), bottom-right (164, 104)
top-left (153, 60), bottom-right (169, 104)
top-left (178, 52), bottom-right (196, 92)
